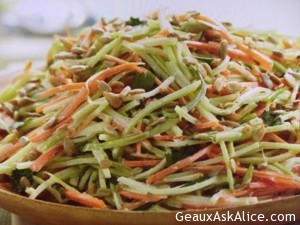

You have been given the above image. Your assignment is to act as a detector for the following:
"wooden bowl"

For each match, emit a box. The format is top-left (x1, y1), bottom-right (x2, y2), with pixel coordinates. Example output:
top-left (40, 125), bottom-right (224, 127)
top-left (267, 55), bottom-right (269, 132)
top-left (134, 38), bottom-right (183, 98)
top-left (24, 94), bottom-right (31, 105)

top-left (0, 188), bottom-right (299, 225)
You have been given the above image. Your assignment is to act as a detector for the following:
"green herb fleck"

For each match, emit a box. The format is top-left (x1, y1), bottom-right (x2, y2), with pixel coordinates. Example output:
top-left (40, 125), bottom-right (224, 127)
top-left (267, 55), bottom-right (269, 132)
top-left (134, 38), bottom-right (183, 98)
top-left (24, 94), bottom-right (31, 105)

top-left (125, 17), bottom-right (146, 26)
top-left (262, 111), bottom-right (282, 126)
top-left (10, 169), bottom-right (33, 194)
top-left (130, 71), bottom-right (155, 91)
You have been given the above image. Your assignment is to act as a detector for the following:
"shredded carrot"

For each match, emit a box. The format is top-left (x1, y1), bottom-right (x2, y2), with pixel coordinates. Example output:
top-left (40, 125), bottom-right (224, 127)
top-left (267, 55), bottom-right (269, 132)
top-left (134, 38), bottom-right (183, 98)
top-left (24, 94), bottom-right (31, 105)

top-left (120, 190), bottom-right (167, 202)
top-left (194, 14), bottom-right (233, 43)
top-left (153, 28), bottom-right (171, 37)
top-left (235, 166), bottom-right (300, 189)
top-left (153, 135), bottom-right (188, 142)
top-left (185, 41), bottom-right (254, 63)
top-left (0, 142), bottom-right (21, 163)
top-left (237, 43), bottom-right (273, 72)
top-left (24, 61), bottom-right (32, 72)
top-left (183, 165), bottom-right (225, 172)
top-left (31, 146), bottom-right (63, 172)
top-left (194, 121), bottom-right (220, 131)
top-left (105, 55), bottom-right (144, 73)
top-left (219, 189), bottom-right (251, 200)
top-left (36, 96), bottom-right (69, 113)
top-left (124, 160), bottom-right (161, 168)
top-left (64, 189), bottom-right (106, 208)
top-left (88, 63), bottom-right (143, 93)
top-left (227, 113), bottom-right (242, 121)
top-left (254, 102), bottom-right (266, 116)
top-left (265, 133), bottom-right (287, 143)
top-left (29, 118), bottom-right (73, 143)
top-left (58, 88), bottom-right (87, 122)
top-left (41, 83), bottom-right (85, 97)
top-left (146, 144), bottom-right (214, 184)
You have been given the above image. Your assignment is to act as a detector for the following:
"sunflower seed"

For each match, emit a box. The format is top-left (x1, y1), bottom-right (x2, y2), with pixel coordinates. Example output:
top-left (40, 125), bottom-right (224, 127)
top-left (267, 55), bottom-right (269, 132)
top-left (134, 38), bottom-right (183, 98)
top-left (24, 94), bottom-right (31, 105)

top-left (219, 40), bottom-right (228, 59)
top-left (20, 136), bottom-right (30, 146)
top-left (272, 50), bottom-right (283, 58)
top-left (183, 56), bottom-right (198, 65)
top-left (103, 92), bottom-right (123, 109)
top-left (71, 46), bottom-right (87, 55)
top-left (18, 89), bottom-right (27, 97)
top-left (268, 73), bottom-right (281, 85)
top-left (121, 34), bottom-right (133, 41)
top-left (257, 163), bottom-right (268, 170)
top-left (20, 177), bottom-right (31, 188)
top-left (253, 126), bottom-right (265, 142)
top-left (63, 137), bottom-right (76, 156)
top-left (55, 52), bottom-right (76, 60)
top-left (268, 35), bottom-right (278, 45)
top-left (44, 117), bottom-right (57, 130)
top-left (219, 120), bottom-right (240, 128)
top-left (261, 73), bottom-right (274, 89)
top-left (98, 81), bottom-right (112, 93)
top-left (100, 35), bottom-right (112, 44)
top-left (100, 159), bottom-right (112, 169)
top-left (91, 27), bottom-right (105, 35)
top-left (214, 76), bottom-right (227, 92)
top-left (86, 45), bottom-right (96, 57)
top-left (69, 65), bottom-right (88, 73)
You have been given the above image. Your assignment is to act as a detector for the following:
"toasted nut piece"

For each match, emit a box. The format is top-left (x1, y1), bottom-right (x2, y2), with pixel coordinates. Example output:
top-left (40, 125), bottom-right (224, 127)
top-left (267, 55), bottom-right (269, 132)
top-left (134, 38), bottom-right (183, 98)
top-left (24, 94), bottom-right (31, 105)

top-left (20, 177), bottom-right (31, 188)
top-left (253, 126), bottom-right (265, 142)
top-left (219, 40), bottom-right (228, 60)
top-left (44, 117), bottom-right (57, 130)
top-left (69, 65), bottom-right (88, 73)
top-left (103, 92), bottom-right (123, 109)
top-left (20, 136), bottom-right (30, 146)
top-left (71, 46), bottom-right (87, 55)
top-left (261, 73), bottom-right (274, 89)
top-left (98, 81), bottom-right (112, 93)
top-left (55, 52), bottom-right (76, 60)
top-left (272, 50), bottom-right (283, 58)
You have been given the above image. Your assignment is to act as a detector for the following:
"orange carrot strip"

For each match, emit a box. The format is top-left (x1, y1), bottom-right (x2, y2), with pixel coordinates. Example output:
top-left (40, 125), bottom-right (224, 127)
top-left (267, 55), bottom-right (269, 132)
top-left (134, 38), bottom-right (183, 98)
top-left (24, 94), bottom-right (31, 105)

top-left (31, 146), bottom-right (63, 172)
top-left (120, 190), bottom-right (167, 202)
top-left (105, 55), bottom-right (144, 73)
top-left (237, 43), bottom-right (273, 72)
top-left (64, 189), bottom-right (106, 208)
top-left (235, 167), bottom-right (300, 189)
top-left (219, 189), bottom-right (251, 200)
top-left (124, 160), bottom-right (161, 168)
top-left (183, 165), bottom-right (225, 172)
top-left (0, 142), bottom-right (21, 163)
top-left (88, 63), bottom-right (142, 93)
top-left (265, 133), bottom-right (287, 143)
top-left (185, 41), bottom-right (254, 63)
top-left (41, 83), bottom-right (85, 97)
top-left (146, 144), bottom-right (214, 184)
top-left (29, 118), bottom-right (73, 143)
top-left (194, 14), bottom-right (233, 43)
top-left (194, 121), bottom-right (219, 131)
top-left (153, 135), bottom-right (188, 142)
top-left (153, 28), bottom-right (171, 37)
top-left (58, 88), bottom-right (87, 122)
top-left (36, 96), bottom-right (69, 113)
top-left (227, 113), bottom-right (242, 121)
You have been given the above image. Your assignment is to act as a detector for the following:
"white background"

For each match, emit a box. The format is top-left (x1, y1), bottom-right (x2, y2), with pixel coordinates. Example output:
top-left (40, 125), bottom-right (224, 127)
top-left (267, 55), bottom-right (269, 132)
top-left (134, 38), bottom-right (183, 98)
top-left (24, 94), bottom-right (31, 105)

top-left (86, 0), bottom-right (300, 36)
